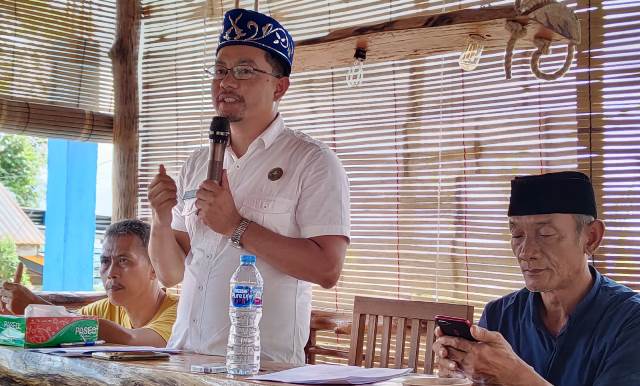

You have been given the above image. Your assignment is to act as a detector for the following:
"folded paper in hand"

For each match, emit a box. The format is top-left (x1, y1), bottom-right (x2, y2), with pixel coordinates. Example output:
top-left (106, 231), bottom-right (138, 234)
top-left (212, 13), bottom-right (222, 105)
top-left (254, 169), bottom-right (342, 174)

top-left (250, 364), bottom-right (413, 385)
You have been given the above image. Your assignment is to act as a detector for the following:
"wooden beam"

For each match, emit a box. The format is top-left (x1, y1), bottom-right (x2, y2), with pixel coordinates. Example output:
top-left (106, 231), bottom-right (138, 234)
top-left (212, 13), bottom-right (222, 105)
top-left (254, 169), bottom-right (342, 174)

top-left (111, 0), bottom-right (141, 222)
top-left (293, 6), bottom-right (570, 73)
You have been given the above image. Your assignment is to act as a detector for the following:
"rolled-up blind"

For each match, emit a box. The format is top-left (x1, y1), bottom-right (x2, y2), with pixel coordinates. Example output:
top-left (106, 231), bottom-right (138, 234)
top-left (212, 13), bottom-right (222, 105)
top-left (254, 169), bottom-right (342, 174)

top-left (0, 98), bottom-right (113, 142)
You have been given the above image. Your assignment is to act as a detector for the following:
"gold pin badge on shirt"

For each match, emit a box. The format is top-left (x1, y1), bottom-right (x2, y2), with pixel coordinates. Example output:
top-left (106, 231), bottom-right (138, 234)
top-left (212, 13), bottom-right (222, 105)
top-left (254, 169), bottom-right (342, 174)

top-left (268, 167), bottom-right (283, 181)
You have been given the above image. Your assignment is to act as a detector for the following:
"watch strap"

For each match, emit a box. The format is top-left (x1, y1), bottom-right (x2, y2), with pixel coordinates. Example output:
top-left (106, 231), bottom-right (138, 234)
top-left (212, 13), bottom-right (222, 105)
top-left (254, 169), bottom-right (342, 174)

top-left (230, 218), bottom-right (251, 248)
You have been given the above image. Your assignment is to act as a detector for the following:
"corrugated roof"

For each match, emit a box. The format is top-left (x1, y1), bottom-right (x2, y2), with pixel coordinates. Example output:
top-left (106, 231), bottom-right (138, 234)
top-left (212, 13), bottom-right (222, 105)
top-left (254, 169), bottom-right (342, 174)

top-left (0, 183), bottom-right (44, 246)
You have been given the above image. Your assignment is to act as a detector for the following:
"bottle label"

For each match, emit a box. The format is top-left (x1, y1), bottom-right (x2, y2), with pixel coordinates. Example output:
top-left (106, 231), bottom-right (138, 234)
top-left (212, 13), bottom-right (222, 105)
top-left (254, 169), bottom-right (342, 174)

top-left (231, 285), bottom-right (262, 308)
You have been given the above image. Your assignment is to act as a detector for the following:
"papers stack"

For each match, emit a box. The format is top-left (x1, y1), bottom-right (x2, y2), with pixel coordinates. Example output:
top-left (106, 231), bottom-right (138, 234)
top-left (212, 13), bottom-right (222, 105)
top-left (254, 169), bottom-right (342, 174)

top-left (250, 364), bottom-right (413, 384)
top-left (28, 345), bottom-right (181, 357)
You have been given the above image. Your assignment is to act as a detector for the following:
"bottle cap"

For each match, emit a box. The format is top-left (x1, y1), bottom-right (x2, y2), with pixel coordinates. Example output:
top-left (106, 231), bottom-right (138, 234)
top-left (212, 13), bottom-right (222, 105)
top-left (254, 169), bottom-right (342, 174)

top-left (240, 254), bottom-right (256, 264)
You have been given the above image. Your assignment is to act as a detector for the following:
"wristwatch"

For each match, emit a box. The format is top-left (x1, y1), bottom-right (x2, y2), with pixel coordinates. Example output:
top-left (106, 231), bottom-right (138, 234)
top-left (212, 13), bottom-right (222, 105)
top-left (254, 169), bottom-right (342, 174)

top-left (230, 218), bottom-right (251, 249)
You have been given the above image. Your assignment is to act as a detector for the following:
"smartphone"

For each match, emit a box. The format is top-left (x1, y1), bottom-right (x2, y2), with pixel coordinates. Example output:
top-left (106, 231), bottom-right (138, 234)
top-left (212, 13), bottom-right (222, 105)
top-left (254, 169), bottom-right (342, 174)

top-left (435, 315), bottom-right (476, 341)
top-left (91, 351), bottom-right (170, 361)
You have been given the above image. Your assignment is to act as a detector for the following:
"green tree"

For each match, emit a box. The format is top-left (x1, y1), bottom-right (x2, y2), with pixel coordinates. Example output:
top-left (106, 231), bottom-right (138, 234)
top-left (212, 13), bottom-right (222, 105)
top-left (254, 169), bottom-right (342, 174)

top-left (0, 134), bottom-right (46, 207)
top-left (0, 238), bottom-right (31, 286)
top-left (0, 237), bottom-right (25, 284)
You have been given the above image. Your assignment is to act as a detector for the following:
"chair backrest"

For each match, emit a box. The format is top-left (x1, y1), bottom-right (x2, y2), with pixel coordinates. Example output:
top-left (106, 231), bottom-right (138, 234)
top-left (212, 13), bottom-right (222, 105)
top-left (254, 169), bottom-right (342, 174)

top-left (347, 296), bottom-right (474, 374)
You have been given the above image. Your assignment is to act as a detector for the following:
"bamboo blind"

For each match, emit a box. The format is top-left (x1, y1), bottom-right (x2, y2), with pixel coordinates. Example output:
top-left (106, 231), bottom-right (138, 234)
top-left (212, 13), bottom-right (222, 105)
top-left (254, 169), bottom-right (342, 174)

top-left (137, 0), bottom-right (639, 363)
top-left (0, 0), bottom-right (633, 364)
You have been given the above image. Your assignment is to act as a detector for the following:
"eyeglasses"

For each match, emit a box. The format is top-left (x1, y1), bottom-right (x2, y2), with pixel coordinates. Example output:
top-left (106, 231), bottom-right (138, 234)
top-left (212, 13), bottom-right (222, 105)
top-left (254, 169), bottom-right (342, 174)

top-left (204, 64), bottom-right (281, 80)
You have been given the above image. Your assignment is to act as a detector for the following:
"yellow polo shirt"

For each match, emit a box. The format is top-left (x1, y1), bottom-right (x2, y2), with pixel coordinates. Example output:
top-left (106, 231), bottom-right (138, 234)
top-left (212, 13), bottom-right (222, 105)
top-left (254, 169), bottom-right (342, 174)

top-left (79, 293), bottom-right (178, 343)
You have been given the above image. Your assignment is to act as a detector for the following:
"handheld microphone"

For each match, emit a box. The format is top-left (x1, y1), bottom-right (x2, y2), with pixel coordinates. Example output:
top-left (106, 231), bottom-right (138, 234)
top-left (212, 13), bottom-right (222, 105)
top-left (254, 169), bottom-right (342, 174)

top-left (207, 116), bottom-right (230, 185)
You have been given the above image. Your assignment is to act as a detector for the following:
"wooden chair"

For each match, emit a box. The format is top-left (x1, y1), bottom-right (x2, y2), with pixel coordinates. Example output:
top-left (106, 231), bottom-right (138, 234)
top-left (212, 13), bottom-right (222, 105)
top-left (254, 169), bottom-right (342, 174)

top-left (305, 309), bottom-right (352, 364)
top-left (348, 296), bottom-right (474, 374)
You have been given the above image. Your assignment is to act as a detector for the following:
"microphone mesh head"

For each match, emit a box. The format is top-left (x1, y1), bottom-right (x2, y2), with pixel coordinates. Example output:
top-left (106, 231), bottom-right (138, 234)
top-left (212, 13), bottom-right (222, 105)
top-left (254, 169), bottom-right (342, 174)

top-left (209, 116), bottom-right (230, 143)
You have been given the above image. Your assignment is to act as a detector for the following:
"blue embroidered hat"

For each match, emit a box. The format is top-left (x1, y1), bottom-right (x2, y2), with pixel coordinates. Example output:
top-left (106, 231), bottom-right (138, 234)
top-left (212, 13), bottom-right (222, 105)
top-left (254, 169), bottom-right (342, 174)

top-left (217, 8), bottom-right (295, 76)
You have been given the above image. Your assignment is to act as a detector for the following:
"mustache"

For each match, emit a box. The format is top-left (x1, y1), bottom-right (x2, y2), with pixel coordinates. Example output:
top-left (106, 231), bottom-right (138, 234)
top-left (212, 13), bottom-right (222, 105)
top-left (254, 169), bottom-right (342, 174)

top-left (521, 266), bottom-right (546, 271)
top-left (217, 93), bottom-right (243, 102)
top-left (105, 282), bottom-right (124, 290)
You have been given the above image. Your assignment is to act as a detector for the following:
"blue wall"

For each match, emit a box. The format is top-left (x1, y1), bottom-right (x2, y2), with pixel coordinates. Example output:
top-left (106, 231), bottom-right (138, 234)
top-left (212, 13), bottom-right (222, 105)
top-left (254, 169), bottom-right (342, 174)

top-left (43, 139), bottom-right (97, 291)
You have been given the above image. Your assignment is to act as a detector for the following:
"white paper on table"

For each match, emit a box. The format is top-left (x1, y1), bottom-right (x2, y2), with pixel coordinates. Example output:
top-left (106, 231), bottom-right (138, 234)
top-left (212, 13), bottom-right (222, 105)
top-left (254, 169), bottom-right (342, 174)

top-left (249, 364), bottom-right (413, 385)
top-left (28, 345), bottom-right (181, 357)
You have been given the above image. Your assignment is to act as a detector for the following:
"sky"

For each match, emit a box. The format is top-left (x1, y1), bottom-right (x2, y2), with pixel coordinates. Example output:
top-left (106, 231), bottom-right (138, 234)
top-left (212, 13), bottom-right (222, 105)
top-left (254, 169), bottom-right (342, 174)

top-left (35, 141), bottom-right (113, 216)
top-left (95, 143), bottom-right (113, 216)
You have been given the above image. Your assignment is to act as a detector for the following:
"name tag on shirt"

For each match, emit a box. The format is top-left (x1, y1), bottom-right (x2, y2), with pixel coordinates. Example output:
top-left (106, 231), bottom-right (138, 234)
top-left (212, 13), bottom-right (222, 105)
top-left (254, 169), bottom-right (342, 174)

top-left (183, 189), bottom-right (197, 200)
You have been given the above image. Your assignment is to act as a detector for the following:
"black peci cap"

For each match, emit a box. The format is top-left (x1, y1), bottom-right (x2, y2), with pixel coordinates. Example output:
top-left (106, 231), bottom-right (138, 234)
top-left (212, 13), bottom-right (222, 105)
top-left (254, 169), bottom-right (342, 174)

top-left (508, 171), bottom-right (597, 219)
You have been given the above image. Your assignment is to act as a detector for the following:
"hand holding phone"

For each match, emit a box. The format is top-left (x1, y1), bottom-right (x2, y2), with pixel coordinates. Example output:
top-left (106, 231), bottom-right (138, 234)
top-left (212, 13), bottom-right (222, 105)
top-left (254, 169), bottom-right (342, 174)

top-left (435, 315), bottom-right (477, 342)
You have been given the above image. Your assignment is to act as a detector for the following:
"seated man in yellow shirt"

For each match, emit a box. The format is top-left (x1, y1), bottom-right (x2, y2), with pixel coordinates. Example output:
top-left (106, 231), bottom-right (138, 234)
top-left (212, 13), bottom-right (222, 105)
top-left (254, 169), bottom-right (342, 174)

top-left (0, 219), bottom-right (177, 347)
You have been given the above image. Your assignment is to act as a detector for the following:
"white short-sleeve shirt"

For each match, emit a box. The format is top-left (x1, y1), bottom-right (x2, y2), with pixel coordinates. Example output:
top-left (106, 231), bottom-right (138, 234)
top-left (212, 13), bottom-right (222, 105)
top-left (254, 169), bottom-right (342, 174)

top-left (168, 115), bottom-right (350, 364)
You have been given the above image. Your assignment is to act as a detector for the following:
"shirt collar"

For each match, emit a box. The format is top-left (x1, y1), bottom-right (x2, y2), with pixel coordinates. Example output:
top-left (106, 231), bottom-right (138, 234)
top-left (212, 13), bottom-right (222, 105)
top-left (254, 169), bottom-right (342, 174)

top-left (254, 113), bottom-right (285, 150)
top-left (568, 265), bottom-right (601, 322)
top-left (526, 265), bottom-right (601, 333)
top-left (527, 289), bottom-right (543, 330)
top-left (226, 114), bottom-right (284, 160)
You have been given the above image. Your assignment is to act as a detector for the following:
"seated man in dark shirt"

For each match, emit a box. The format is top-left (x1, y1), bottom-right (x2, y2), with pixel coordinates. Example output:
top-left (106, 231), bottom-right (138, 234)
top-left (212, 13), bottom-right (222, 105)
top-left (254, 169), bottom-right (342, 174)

top-left (434, 171), bottom-right (640, 386)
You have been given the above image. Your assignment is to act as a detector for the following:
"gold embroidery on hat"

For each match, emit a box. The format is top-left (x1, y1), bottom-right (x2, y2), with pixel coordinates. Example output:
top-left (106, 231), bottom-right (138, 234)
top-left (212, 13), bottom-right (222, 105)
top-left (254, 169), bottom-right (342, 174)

top-left (222, 14), bottom-right (292, 58)
top-left (225, 15), bottom-right (247, 40)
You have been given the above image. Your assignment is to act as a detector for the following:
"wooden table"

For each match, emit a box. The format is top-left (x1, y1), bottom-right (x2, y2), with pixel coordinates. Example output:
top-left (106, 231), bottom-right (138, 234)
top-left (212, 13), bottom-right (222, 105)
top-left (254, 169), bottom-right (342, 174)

top-left (0, 346), bottom-right (290, 385)
top-left (0, 346), bottom-right (472, 386)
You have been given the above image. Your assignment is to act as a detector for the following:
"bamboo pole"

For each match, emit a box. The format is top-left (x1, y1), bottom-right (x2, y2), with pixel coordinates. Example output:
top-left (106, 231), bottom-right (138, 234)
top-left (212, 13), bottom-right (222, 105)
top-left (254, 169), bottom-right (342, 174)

top-left (110, 0), bottom-right (141, 221)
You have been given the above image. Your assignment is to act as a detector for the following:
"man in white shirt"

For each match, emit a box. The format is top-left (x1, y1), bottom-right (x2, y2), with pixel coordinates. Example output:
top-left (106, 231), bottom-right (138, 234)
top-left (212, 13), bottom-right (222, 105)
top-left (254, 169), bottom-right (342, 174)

top-left (147, 8), bottom-right (350, 364)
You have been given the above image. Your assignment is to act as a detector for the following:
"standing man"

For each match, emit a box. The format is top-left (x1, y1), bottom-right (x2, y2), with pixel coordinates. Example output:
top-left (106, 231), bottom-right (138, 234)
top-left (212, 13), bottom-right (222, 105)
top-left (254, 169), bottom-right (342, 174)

top-left (147, 8), bottom-right (350, 364)
top-left (433, 171), bottom-right (640, 385)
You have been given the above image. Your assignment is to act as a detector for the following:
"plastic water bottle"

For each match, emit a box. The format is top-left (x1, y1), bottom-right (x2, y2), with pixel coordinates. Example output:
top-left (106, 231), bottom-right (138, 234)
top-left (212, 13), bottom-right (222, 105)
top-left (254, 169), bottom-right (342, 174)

top-left (226, 254), bottom-right (263, 375)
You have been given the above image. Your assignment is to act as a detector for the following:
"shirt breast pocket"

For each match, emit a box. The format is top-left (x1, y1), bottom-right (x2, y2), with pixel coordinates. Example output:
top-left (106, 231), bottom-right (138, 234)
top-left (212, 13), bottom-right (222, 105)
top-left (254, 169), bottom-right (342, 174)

top-left (240, 196), bottom-right (296, 236)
